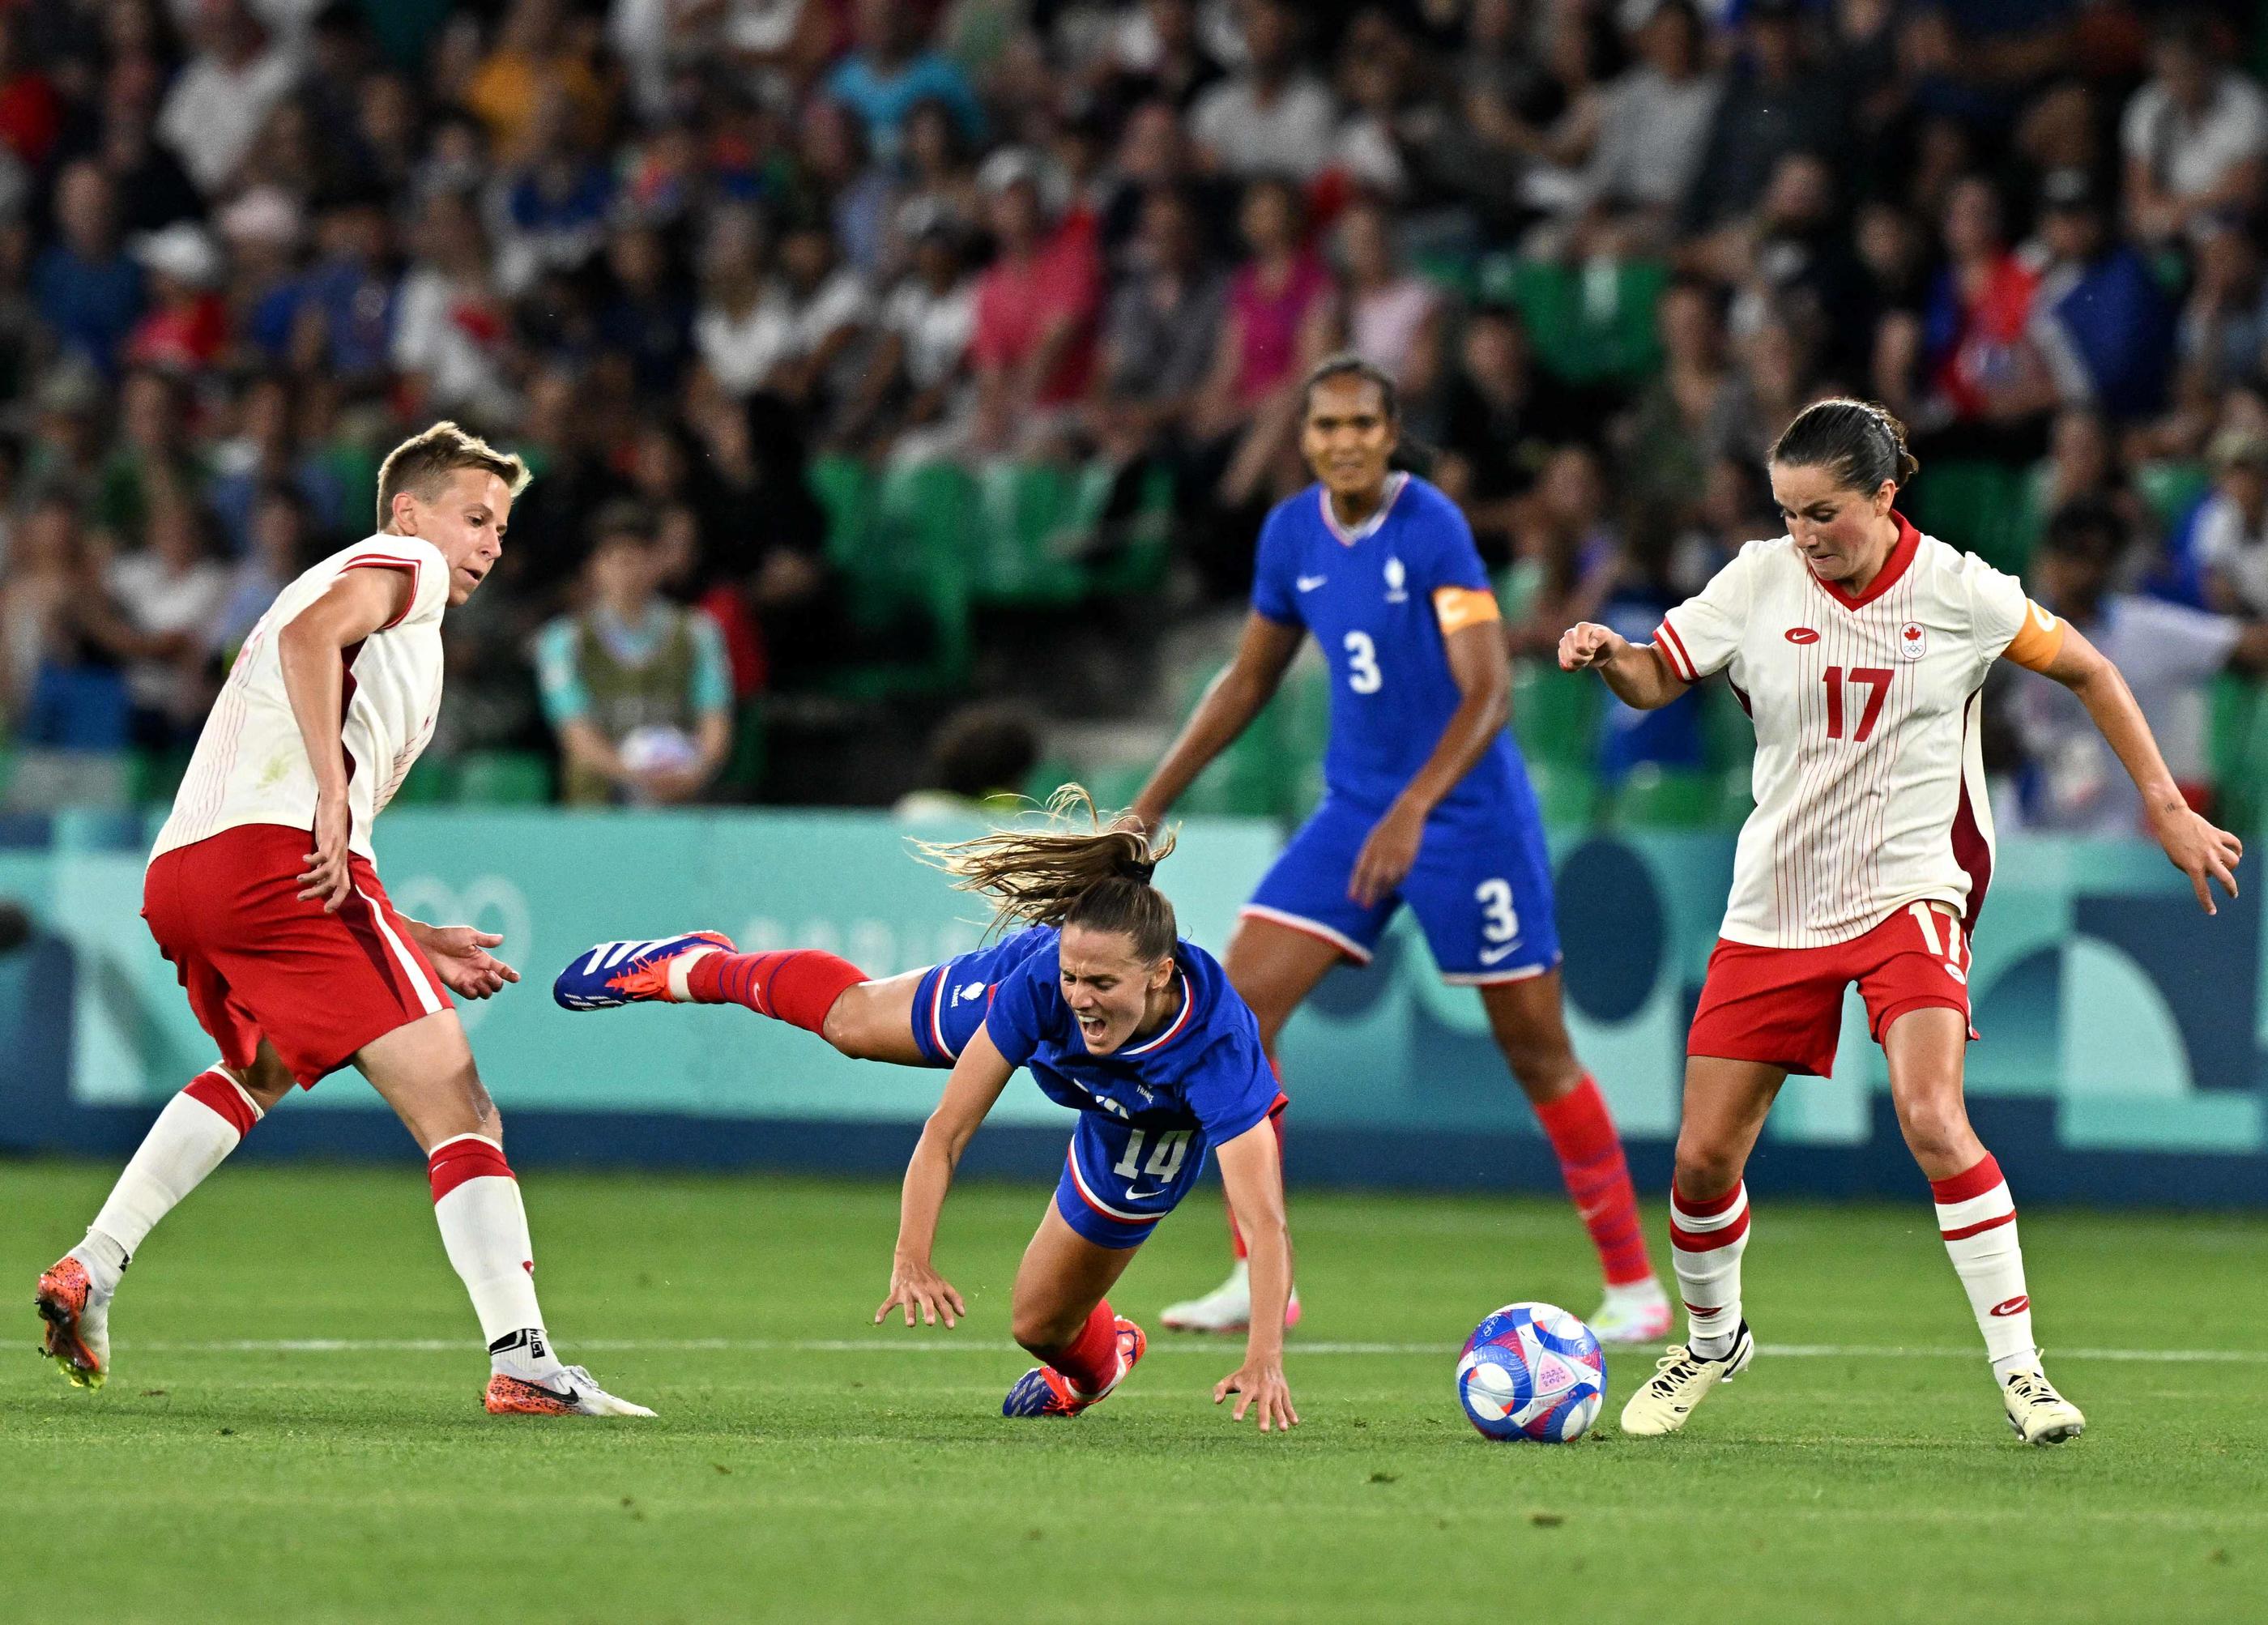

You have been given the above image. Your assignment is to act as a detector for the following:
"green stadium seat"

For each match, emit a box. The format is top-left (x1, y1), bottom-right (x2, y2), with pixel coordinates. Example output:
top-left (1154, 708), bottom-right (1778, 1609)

top-left (809, 454), bottom-right (876, 573)
top-left (2135, 460), bottom-right (2210, 534)
top-left (2209, 673), bottom-right (2268, 837)
top-left (454, 751), bottom-right (553, 804)
top-left (1609, 764), bottom-right (1722, 830)
top-left (1477, 255), bottom-right (1669, 385)
top-left (128, 748), bottom-right (194, 807)
top-left (1512, 662), bottom-right (1598, 771)
top-left (1085, 463), bottom-right (1177, 597)
top-left (972, 460), bottom-right (1092, 607)
top-left (1907, 460), bottom-right (2027, 574)
top-left (390, 756), bottom-right (454, 805)
top-left (1524, 758), bottom-right (1598, 828)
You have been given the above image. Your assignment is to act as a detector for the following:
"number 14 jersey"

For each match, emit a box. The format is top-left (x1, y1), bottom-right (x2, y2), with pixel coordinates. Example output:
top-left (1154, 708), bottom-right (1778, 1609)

top-left (1656, 514), bottom-right (2062, 949)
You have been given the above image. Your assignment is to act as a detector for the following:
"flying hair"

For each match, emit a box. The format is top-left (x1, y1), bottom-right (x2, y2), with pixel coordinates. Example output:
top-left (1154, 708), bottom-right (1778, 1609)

top-left (914, 785), bottom-right (1179, 962)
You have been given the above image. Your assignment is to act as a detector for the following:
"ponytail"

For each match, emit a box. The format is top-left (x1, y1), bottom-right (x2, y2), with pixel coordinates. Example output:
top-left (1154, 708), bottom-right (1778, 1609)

top-left (914, 785), bottom-right (1179, 962)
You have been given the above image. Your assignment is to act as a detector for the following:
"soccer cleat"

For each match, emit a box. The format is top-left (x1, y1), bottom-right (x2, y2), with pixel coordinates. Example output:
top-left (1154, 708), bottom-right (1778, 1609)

top-left (553, 932), bottom-right (733, 1009)
top-left (2003, 1370), bottom-right (2085, 1445)
top-left (1588, 1278), bottom-right (1673, 1345)
top-left (1158, 1261), bottom-right (1302, 1334)
top-left (484, 1364), bottom-right (656, 1418)
top-left (1618, 1320), bottom-right (1755, 1436)
top-left (36, 1256), bottom-right (112, 1390)
top-left (1002, 1317), bottom-right (1147, 1418)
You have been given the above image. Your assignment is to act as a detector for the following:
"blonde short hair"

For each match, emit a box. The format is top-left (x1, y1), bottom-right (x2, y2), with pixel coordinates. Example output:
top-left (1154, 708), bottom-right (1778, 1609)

top-left (374, 420), bottom-right (532, 530)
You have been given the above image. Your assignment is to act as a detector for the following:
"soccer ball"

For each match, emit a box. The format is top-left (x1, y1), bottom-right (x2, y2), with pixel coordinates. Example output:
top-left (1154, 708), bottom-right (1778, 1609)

top-left (1456, 1301), bottom-right (1606, 1443)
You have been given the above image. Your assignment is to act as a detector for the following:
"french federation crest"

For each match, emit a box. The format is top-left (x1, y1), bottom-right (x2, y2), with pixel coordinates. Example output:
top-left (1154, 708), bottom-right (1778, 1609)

top-left (1899, 621), bottom-right (1926, 660)
top-left (1384, 555), bottom-right (1408, 603)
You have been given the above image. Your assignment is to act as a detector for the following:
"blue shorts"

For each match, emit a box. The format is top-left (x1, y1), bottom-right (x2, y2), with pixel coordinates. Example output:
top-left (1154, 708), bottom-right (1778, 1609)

top-left (910, 927), bottom-right (1055, 1065)
top-left (1243, 793), bottom-right (1561, 983)
top-left (1052, 1112), bottom-right (1213, 1249)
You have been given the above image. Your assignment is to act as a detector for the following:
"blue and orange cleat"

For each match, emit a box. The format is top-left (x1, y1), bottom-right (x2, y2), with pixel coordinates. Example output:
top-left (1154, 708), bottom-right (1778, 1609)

top-left (553, 932), bottom-right (734, 1009)
top-left (36, 1255), bottom-right (111, 1390)
top-left (1002, 1317), bottom-right (1146, 1418)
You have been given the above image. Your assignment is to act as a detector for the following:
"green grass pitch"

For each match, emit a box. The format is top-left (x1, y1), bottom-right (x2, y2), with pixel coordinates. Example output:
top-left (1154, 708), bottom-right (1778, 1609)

top-left (3, 1159), bottom-right (2261, 1623)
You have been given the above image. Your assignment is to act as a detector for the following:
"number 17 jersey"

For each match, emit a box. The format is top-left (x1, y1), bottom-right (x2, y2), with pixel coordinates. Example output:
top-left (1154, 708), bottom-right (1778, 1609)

top-left (1655, 514), bottom-right (2062, 949)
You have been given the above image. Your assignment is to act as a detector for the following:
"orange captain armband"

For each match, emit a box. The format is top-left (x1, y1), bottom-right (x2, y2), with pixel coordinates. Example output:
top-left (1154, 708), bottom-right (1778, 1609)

top-left (2001, 599), bottom-right (2066, 672)
top-left (1433, 586), bottom-right (1503, 637)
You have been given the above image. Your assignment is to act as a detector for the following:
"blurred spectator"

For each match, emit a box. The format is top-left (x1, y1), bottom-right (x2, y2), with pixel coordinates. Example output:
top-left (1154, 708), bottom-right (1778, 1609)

top-left (970, 149), bottom-right (1102, 454)
top-left (280, 191), bottom-right (398, 389)
top-left (1089, 186), bottom-right (1221, 470)
top-left (825, 0), bottom-right (983, 167)
top-left (2019, 169), bottom-right (2175, 424)
top-left (1192, 176), bottom-right (1333, 509)
top-left (1564, 1), bottom-right (1718, 258)
top-left (157, 0), bottom-right (299, 197)
top-left (1907, 176), bottom-right (2040, 441)
top-left (1104, 0), bottom-right (1223, 115)
top-left (464, 0), bottom-right (610, 164)
top-left (1595, 505), bottom-right (1705, 783)
top-left (535, 501), bottom-right (733, 806)
top-left (123, 221), bottom-right (226, 373)
top-left (108, 497), bottom-right (228, 748)
top-left (1432, 305), bottom-right (1592, 559)
top-left (205, 373), bottom-right (346, 551)
top-left (2177, 220), bottom-right (2268, 397)
top-left (1680, 0), bottom-right (1841, 239)
top-left (1188, 0), bottom-right (1334, 181)
top-left (97, 369), bottom-right (202, 542)
top-left (1339, 197), bottom-right (1443, 396)
top-left (1621, 279), bottom-right (1737, 515)
top-left (211, 483), bottom-right (316, 655)
top-left (2196, 426), bottom-right (2268, 616)
top-left (597, 221), bottom-right (692, 403)
top-left (849, 211), bottom-right (977, 460)
top-left (2123, 12), bottom-right (2268, 246)
top-left (1504, 443), bottom-right (1620, 657)
top-left (32, 161), bottom-right (143, 373)
top-left (391, 188), bottom-right (515, 425)
top-left (2009, 498), bottom-right (2268, 833)
top-left (893, 701), bottom-right (1041, 821)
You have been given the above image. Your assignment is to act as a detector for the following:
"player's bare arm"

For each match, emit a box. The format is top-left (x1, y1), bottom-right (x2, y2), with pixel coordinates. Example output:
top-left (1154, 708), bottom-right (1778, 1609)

top-left (279, 565), bottom-right (412, 911)
top-left (1212, 1121), bottom-right (1299, 1431)
top-left (2031, 621), bottom-right (2244, 915)
top-left (395, 919), bottom-right (521, 1000)
top-left (876, 1026), bottom-right (1013, 1329)
top-left (1557, 622), bottom-right (1687, 710)
top-left (1348, 619), bottom-right (1509, 907)
top-left (1130, 612), bottom-right (1304, 831)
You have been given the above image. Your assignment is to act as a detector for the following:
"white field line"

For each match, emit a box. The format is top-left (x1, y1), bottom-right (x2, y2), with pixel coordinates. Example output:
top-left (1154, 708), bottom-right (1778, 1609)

top-left (113, 1337), bottom-right (2268, 1363)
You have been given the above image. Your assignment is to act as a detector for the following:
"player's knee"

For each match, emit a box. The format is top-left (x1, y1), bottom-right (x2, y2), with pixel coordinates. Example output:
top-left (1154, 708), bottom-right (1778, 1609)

top-left (1011, 1303), bottom-right (1082, 1354)
top-left (819, 982), bottom-right (875, 1057)
top-left (1496, 1032), bottom-right (1580, 1098)
top-left (1894, 1092), bottom-right (1971, 1165)
top-left (1672, 1134), bottom-right (1743, 1202)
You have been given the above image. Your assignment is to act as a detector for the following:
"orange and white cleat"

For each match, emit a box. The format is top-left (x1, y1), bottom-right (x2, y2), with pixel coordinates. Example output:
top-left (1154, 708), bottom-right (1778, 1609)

top-left (1002, 1317), bottom-right (1147, 1417)
top-left (36, 1256), bottom-right (112, 1390)
top-left (553, 932), bottom-right (734, 1009)
top-left (484, 1364), bottom-right (656, 1417)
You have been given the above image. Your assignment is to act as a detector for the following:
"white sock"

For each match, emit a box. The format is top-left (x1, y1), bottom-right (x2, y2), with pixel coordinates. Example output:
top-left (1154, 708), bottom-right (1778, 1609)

top-left (1601, 1276), bottom-right (1669, 1311)
top-left (1930, 1154), bottom-right (2038, 1380)
top-left (1670, 1182), bottom-right (1750, 1359)
top-left (425, 1133), bottom-right (558, 1375)
top-left (82, 1068), bottom-right (262, 1288)
top-left (665, 945), bottom-right (723, 1002)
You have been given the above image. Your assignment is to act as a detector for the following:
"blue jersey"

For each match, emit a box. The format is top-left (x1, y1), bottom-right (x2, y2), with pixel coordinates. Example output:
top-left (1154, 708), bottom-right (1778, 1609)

top-left (1251, 473), bottom-right (1524, 822)
top-left (983, 932), bottom-right (1279, 1148)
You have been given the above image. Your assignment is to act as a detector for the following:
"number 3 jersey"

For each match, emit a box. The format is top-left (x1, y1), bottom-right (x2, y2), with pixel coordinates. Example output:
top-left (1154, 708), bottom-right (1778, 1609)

top-left (983, 932), bottom-right (1281, 1148)
top-left (1655, 514), bottom-right (2063, 949)
top-left (1251, 473), bottom-right (1516, 825)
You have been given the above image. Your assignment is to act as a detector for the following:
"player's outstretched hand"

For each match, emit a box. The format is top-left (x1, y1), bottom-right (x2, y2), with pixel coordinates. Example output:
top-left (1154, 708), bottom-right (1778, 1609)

top-left (1558, 622), bottom-right (1626, 672)
top-left (418, 926), bottom-right (522, 1000)
top-left (297, 790), bottom-right (353, 912)
top-left (1214, 1359), bottom-right (1299, 1432)
top-left (2149, 803), bottom-right (2243, 916)
top-left (876, 1256), bottom-right (965, 1329)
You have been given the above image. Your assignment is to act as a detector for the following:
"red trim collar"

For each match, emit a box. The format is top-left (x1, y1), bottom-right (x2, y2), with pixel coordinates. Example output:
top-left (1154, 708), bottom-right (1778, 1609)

top-left (1121, 970), bottom-right (1192, 1056)
top-left (1810, 510), bottom-right (1920, 612)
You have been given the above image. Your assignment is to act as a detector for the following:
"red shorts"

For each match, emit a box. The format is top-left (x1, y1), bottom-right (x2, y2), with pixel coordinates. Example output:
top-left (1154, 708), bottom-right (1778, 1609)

top-left (143, 824), bottom-right (454, 1087)
top-left (1687, 902), bottom-right (1975, 1078)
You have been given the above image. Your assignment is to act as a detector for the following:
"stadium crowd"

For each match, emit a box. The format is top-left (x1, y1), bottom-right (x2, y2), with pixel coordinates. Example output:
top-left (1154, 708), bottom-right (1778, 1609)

top-left (0, 0), bottom-right (2264, 832)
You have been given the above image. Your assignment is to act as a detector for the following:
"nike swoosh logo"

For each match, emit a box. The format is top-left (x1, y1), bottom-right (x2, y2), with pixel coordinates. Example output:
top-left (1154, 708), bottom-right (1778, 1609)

top-left (1478, 942), bottom-right (1523, 965)
top-left (1124, 1188), bottom-right (1165, 1201)
top-left (1296, 575), bottom-right (1328, 591)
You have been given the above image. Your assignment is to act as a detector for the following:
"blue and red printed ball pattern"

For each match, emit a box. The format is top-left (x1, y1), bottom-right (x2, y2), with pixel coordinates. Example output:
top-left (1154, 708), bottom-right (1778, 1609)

top-left (1456, 1301), bottom-right (1606, 1442)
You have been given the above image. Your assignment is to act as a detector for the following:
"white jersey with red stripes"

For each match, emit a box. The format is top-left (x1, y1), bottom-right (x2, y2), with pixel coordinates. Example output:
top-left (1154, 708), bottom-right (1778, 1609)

top-left (151, 534), bottom-right (450, 865)
top-left (1654, 514), bottom-right (2036, 949)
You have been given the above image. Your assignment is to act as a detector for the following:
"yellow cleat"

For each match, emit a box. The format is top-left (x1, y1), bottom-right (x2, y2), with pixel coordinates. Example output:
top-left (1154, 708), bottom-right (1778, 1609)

top-left (1619, 1321), bottom-right (1754, 1436)
top-left (2003, 1370), bottom-right (2085, 1445)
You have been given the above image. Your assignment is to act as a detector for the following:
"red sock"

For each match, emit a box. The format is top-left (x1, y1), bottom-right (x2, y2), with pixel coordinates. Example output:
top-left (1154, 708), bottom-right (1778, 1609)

top-left (687, 950), bottom-right (868, 1032)
top-left (1047, 1299), bottom-right (1121, 1396)
top-left (1230, 1075), bottom-right (1288, 1262)
top-left (1535, 1074), bottom-right (1655, 1286)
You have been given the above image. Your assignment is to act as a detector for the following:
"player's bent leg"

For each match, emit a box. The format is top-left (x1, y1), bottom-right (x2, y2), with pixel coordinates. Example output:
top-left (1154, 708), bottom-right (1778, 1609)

top-left (1003, 1205), bottom-right (1146, 1418)
top-left (1477, 973), bottom-right (1666, 1341)
top-left (1622, 1056), bottom-right (1782, 1436)
top-left (38, 1042), bottom-right (297, 1388)
top-left (818, 970), bottom-right (932, 1064)
top-left (1162, 915), bottom-right (1338, 1332)
top-left (356, 1013), bottom-right (652, 1418)
top-left (1881, 1009), bottom-right (2081, 1442)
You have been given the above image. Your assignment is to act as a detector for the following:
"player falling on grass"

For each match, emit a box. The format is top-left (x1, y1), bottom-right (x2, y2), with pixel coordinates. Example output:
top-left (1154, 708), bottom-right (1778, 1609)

top-left (34, 423), bottom-right (650, 1419)
top-left (1121, 353), bottom-right (1667, 1341)
top-left (551, 791), bottom-right (1298, 1429)
top-left (1565, 399), bottom-right (2245, 1445)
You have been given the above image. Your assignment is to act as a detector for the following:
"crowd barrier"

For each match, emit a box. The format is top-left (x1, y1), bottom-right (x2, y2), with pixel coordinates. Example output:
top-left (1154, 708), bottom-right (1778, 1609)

top-left (3, 808), bottom-right (2261, 1206)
